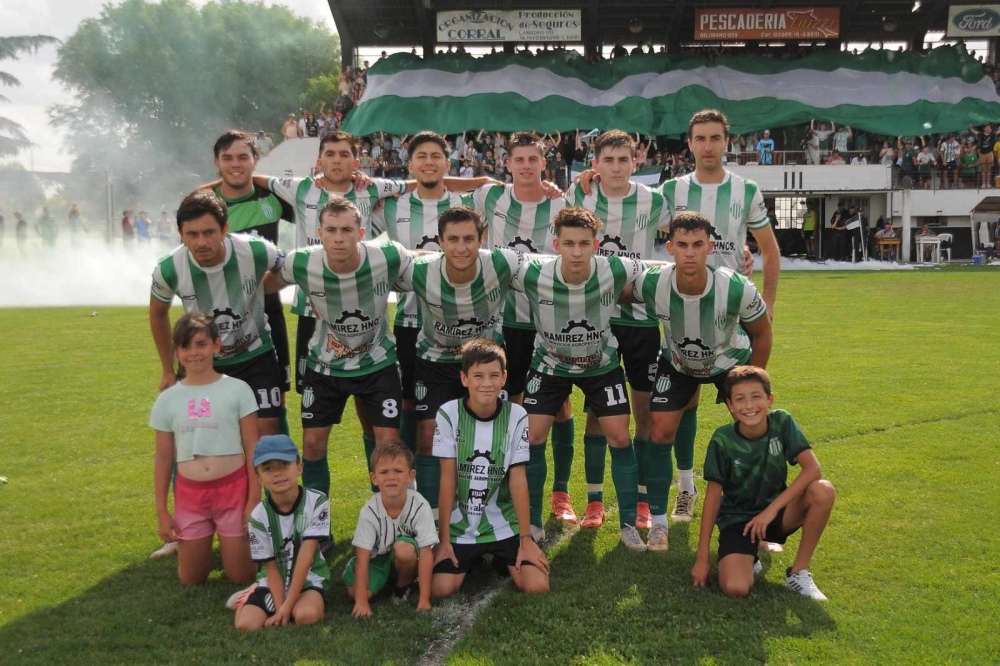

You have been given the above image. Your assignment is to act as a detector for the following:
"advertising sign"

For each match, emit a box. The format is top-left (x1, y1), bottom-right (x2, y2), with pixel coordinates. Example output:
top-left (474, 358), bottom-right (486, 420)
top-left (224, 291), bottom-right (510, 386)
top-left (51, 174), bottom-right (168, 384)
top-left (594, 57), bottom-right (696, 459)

top-left (437, 9), bottom-right (582, 42)
top-left (694, 8), bottom-right (840, 41)
top-left (947, 5), bottom-right (1000, 37)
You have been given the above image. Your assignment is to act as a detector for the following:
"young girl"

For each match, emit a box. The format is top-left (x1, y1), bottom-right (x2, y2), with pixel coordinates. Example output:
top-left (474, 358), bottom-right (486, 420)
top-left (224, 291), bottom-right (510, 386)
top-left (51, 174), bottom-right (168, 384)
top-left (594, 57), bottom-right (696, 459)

top-left (150, 312), bottom-right (260, 586)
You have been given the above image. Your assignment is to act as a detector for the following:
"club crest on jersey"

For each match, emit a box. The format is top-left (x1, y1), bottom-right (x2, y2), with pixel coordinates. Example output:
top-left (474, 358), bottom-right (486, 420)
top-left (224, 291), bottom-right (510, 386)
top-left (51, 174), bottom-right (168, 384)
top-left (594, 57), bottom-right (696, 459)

top-left (486, 286), bottom-right (502, 302)
top-left (260, 200), bottom-right (275, 218)
top-left (715, 312), bottom-right (729, 329)
top-left (768, 437), bottom-right (782, 457)
top-left (302, 387), bottom-right (315, 409)
top-left (636, 212), bottom-right (650, 230)
top-left (655, 375), bottom-right (671, 394)
top-left (415, 381), bottom-right (428, 401)
top-left (242, 277), bottom-right (256, 295)
top-left (526, 375), bottom-right (542, 395)
top-left (600, 290), bottom-right (615, 307)
top-left (730, 202), bottom-right (744, 219)
top-left (373, 281), bottom-right (389, 296)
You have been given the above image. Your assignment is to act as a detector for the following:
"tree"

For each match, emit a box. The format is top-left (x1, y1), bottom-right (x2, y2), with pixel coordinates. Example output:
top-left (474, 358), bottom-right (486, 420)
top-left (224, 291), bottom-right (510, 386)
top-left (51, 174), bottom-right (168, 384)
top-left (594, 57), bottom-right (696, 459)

top-left (0, 35), bottom-right (60, 157)
top-left (49, 0), bottom-right (340, 210)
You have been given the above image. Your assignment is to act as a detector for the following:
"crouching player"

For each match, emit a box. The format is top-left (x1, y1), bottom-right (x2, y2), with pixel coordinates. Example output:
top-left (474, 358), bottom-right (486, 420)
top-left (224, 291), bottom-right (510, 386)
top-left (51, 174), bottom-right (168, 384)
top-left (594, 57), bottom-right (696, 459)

top-left (691, 367), bottom-right (835, 600)
top-left (344, 440), bottom-right (438, 617)
top-left (235, 435), bottom-right (330, 630)
top-left (431, 339), bottom-right (550, 597)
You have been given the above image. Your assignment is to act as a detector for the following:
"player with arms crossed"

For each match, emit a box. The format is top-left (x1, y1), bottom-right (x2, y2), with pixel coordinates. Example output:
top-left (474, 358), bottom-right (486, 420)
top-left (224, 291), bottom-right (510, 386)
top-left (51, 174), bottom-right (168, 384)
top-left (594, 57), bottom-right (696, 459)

top-left (691, 366), bottom-right (835, 600)
top-left (264, 197), bottom-right (413, 514)
top-left (657, 110), bottom-right (781, 522)
top-left (394, 207), bottom-right (527, 517)
top-left (470, 132), bottom-right (576, 536)
top-left (564, 129), bottom-right (670, 530)
top-left (512, 207), bottom-right (648, 550)
top-left (431, 339), bottom-right (549, 597)
top-left (627, 211), bottom-right (772, 551)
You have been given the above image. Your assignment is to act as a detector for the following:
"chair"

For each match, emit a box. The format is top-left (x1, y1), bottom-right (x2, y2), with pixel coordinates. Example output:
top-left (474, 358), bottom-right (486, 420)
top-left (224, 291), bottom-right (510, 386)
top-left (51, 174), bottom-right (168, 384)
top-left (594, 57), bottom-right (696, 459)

top-left (937, 233), bottom-right (953, 262)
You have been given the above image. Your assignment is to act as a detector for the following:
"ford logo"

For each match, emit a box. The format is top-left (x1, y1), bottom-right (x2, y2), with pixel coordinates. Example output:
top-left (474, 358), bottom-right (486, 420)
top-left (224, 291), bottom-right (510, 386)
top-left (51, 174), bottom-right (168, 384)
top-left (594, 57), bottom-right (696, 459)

top-left (953, 8), bottom-right (1000, 32)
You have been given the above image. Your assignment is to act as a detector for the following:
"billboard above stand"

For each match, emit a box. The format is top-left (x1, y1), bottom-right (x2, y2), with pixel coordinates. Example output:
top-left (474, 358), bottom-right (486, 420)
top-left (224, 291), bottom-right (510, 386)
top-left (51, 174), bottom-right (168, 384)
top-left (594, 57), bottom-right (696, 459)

top-left (436, 9), bottom-right (582, 43)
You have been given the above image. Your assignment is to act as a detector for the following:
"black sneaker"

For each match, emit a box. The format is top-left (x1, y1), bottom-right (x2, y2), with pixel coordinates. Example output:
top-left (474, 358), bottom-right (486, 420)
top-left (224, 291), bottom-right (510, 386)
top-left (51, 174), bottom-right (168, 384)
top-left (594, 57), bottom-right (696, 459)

top-left (392, 584), bottom-right (414, 605)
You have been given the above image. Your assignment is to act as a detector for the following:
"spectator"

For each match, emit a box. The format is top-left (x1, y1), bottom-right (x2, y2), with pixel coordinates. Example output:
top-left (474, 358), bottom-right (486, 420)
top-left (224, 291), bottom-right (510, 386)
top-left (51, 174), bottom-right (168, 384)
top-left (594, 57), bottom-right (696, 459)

top-left (121, 209), bottom-right (135, 244)
top-left (135, 210), bottom-right (152, 242)
top-left (297, 113), bottom-right (307, 138)
top-left (459, 159), bottom-right (474, 178)
top-left (359, 149), bottom-right (374, 176)
top-left (850, 153), bottom-right (868, 165)
top-left (806, 120), bottom-right (833, 165)
top-left (282, 114), bottom-right (300, 140)
top-left (385, 149), bottom-right (404, 178)
top-left (826, 150), bottom-right (846, 165)
top-left (879, 140), bottom-right (896, 166)
top-left (15, 211), bottom-right (27, 252)
top-left (897, 137), bottom-right (917, 184)
top-left (939, 133), bottom-right (961, 188)
top-left (801, 201), bottom-right (817, 258)
top-left (969, 123), bottom-right (996, 188)
top-left (304, 114), bottom-right (319, 138)
top-left (915, 139), bottom-right (938, 189)
top-left (874, 218), bottom-right (898, 261)
top-left (255, 131), bottom-right (274, 156)
top-left (755, 130), bottom-right (775, 165)
top-left (832, 125), bottom-right (853, 153)
top-left (959, 136), bottom-right (979, 188)
top-left (829, 204), bottom-right (848, 260)
top-left (916, 222), bottom-right (937, 261)
top-left (611, 43), bottom-right (628, 58)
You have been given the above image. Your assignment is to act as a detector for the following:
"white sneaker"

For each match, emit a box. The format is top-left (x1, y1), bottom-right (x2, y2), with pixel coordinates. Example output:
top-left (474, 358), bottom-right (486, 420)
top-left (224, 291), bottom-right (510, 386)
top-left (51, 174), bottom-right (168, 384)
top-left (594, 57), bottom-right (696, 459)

top-left (646, 524), bottom-right (669, 552)
top-left (225, 583), bottom-right (258, 610)
top-left (753, 560), bottom-right (763, 576)
top-left (619, 525), bottom-right (648, 552)
top-left (785, 567), bottom-right (827, 601)
top-left (148, 541), bottom-right (178, 560)
top-left (530, 524), bottom-right (546, 543)
top-left (670, 490), bottom-right (698, 522)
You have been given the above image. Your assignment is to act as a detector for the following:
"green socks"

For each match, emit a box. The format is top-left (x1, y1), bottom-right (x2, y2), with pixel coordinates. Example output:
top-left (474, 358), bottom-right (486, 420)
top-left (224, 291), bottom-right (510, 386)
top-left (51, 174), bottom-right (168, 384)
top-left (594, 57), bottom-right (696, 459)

top-left (400, 409), bottom-right (417, 454)
top-left (527, 444), bottom-right (548, 527)
top-left (550, 418), bottom-right (575, 493)
top-left (633, 437), bottom-right (648, 503)
top-left (609, 446), bottom-right (639, 527)
top-left (674, 406), bottom-right (698, 471)
top-left (302, 455), bottom-right (330, 497)
top-left (645, 442), bottom-right (674, 519)
top-left (278, 407), bottom-right (290, 436)
top-left (415, 455), bottom-right (440, 509)
top-left (584, 434), bottom-right (607, 503)
top-left (363, 433), bottom-right (377, 493)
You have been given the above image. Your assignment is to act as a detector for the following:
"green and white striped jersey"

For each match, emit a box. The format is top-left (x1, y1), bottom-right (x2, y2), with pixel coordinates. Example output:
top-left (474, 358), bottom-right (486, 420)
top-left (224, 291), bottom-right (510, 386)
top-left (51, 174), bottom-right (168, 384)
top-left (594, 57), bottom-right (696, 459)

top-left (512, 255), bottom-right (644, 377)
top-left (151, 234), bottom-right (282, 365)
top-left (370, 190), bottom-right (473, 329)
top-left (433, 399), bottom-right (530, 544)
top-left (633, 264), bottom-right (767, 378)
top-left (279, 241), bottom-right (412, 377)
top-left (248, 487), bottom-right (331, 592)
top-left (568, 181), bottom-right (669, 327)
top-left (267, 175), bottom-right (407, 317)
top-left (395, 248), bottom-right (526, 363)
top-left (659, 171), bottom-right (769, 273)
top-left (472, 184), bottom-right (564, 330)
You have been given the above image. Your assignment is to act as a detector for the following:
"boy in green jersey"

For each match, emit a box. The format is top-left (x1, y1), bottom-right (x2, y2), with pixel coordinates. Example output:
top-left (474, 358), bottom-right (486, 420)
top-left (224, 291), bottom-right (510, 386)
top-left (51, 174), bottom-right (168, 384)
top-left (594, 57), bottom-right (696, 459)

top-left (691, 366), bottom-right (835, 600)
top-left (431, 339), bottom-right (549, 597)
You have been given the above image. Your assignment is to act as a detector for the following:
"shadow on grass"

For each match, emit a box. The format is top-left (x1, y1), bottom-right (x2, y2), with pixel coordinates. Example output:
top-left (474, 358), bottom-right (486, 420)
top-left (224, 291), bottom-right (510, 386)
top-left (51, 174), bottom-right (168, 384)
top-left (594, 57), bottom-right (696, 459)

top-left (0, 552), bottom-right (436, 666)
top-left (448, 525), bottom-right (837, 665)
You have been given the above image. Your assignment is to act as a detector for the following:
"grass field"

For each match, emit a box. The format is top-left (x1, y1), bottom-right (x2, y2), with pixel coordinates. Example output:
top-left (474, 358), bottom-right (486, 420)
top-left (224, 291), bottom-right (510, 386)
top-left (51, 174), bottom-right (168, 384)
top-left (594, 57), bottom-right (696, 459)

top-left (1, 269), bottom-right (998, 665)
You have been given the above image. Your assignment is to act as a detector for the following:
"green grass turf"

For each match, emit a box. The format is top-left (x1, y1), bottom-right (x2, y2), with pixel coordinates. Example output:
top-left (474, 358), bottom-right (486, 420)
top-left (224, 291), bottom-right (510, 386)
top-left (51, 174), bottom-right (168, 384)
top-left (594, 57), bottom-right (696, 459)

top-left (1, 269), bottom-right (998, 664)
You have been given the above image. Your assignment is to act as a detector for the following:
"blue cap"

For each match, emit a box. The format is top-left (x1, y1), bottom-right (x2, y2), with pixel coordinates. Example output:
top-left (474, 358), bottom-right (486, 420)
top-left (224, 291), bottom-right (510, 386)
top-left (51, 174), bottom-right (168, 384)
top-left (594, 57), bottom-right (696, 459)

top-left (253, 435), bottom-right (300, 467)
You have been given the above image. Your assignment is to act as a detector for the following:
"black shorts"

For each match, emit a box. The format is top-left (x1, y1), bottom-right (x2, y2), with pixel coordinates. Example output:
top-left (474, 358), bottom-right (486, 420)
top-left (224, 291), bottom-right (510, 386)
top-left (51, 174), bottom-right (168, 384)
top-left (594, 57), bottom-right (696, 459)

top-left (649, 356), bottom-right (728, 413)
top-left (611, 324), bottom-right (660, 393)
top-left (944, 160), bottom-right (958, 173)
top-left (300, 364), bottom-right (402, 429)
top-left (264, 293), bottom-right (291, 393)
top-left (432, 536), bottom-right (536, 574)
top-left (217, 351), bottom-right (283, 419)
top-left (243, 584), bottom-right (324, 616)
top-left (394, 325), bottom-right (418, 401)
top-left (717, 508), bottom-right (798, 560)
top-left (802, 230), bottom-right (815, 240)
top-left (502, 326), bottom-right (536, 397)
top-left (295, 315), bottom-right (317, 394)
top-left (413, 358), bottom-right (467, 421)
top-left (522, 366), bottom-right (630, 418)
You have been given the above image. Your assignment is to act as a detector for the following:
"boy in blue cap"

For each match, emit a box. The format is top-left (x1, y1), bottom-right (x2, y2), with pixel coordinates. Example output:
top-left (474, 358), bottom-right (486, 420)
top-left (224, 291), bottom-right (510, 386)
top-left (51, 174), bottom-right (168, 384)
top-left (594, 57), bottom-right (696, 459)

top-left (234, 435), bottom-right (330, 630)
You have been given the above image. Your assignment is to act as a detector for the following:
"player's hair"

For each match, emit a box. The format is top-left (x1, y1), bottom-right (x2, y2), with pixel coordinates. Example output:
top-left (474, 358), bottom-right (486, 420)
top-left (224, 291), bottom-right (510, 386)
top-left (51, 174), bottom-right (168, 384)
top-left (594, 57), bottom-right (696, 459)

top-left (553, 206), bottom-right (603, 236)
top-left (319, 131), bottom-right (359, 158)
top-left (461, 338), bottom-right (507, 374)
top-left (667, 211), bottom-right (713, 240)
top-left (319, 196), bottom-right (362, 228)
top-left (370, 440), bottom-right (414, 471)
top-left (438, 206), bottom-right (484, 239)
top-left (594, 129), bottom-right (636, 159)
top-left (408, 130), bottom-right (448, 157)
top-left (176, 189), bottom-right (228, 230)
top-left (172, 311), bottom-right (220, 349)
top-left (723, 366), bottom-right (773, 400)
top-left (213, 130), bottom-right (258, 159)
top-left (687, 109), bottom-right (730, 139)
top-left (507, 131), bottom-right (545, 158)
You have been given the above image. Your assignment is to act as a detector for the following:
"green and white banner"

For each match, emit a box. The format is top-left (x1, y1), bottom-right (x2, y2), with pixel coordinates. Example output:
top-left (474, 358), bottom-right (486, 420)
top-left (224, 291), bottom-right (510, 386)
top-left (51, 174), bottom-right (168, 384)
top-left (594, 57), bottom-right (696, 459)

top-left (343, 47), bottom-right (1000, 138)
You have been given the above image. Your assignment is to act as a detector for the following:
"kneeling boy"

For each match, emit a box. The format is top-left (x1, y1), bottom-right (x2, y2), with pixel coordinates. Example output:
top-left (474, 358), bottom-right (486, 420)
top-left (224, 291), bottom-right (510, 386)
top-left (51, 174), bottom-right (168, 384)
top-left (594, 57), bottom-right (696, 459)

top-left (344, 440), bottom-right (439, 616)
top-left (235, 435), bottom-right (330, 630)
top-left (431, 339), bottom-right (550, 597)
top-left (691, 367), bottom-right (835, 600)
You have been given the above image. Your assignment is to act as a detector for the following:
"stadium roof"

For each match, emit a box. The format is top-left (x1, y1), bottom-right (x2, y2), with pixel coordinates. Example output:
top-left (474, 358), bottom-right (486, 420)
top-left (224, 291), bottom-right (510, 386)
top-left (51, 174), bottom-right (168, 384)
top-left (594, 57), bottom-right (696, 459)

top-left (327, 0), bottom-right (954, 55)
